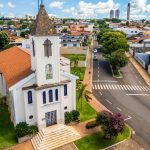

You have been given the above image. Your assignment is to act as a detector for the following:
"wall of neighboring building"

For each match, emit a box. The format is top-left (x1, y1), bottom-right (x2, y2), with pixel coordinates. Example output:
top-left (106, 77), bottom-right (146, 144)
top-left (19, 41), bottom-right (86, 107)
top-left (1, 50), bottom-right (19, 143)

top-left (60, 47), bottom-right (88, 55)
top-left (0, 74), bottom-right (7, 96)
top-left (61, 42), bottom-right (81, 47)
top-left (148, 65), bottom-right (150, 74)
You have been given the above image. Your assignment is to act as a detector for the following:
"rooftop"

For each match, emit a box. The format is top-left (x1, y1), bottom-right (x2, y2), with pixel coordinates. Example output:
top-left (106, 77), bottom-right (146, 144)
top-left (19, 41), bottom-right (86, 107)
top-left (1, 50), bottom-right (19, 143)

top-left (0, 46), bottom-right (32, 88)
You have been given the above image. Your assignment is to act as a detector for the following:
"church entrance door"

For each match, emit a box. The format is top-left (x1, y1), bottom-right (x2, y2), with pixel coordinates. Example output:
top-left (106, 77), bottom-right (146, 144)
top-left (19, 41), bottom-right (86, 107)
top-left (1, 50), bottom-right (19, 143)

top-left (45, 110), bottom-right (57, 127)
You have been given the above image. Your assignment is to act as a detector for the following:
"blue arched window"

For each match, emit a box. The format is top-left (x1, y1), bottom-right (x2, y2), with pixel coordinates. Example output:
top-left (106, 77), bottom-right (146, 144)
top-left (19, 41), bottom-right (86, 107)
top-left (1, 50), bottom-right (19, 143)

top-left (43, 91), bottom-right (46, 104)
top-left (64, 84), bottom-right (67, 96)
top-left (49, 90), bottom-right (53, 102)
top-left (55, 89), bottom-right (58, 101)
top-left (28, 91), bottom-right (32, 104)
top-left (45, 64), bottom-right (53, 79)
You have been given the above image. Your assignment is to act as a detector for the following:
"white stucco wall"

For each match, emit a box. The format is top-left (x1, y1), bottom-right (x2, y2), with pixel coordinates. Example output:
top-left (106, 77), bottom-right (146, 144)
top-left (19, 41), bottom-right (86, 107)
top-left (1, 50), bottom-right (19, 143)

top-left (0, 74), bottom-right (7, 96)
top-left (30, 36), bottom-right (61, 86)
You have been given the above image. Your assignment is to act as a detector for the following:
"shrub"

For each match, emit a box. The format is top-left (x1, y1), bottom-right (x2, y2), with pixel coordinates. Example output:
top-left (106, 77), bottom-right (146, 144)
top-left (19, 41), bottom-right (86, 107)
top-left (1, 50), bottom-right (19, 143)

top-left (15, 122), bottom-right (38, 137)
top-left (96, 111), bottom-right (111, 125)
top-left (65, 112), bottom-right (72, 124)
top-left (86, 120), bottom-right (98, 129)
top-left (96, 111), bottom-right (125, 139)
top-left (71, 110), bottom-right (80, 121)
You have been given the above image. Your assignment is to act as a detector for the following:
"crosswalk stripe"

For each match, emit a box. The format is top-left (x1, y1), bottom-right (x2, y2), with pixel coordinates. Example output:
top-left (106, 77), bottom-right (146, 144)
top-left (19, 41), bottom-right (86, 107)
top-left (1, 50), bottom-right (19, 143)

top-left (103, 84), bottom-right (106, 89)
top-left (106, 84), bottom-right (109, 89)
top-left (108, 84), bottom-right (112, 89)
top-left (117, 85), bottom-right (121, 90)
top-left (95, 84), bottom-right (97, 90)
top-left (93, 83), bottom-right (150, 92)
top-left (142, 86), bottom-right (148, 91)
top-left (120, 85), bottom-right (124, 90)
top-left (123, 85), bottom-right (127, 90)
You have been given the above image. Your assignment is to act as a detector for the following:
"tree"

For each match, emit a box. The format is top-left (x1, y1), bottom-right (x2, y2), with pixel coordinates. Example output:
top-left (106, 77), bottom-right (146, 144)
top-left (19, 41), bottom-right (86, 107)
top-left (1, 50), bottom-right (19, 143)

top-left (100, 31), bottom-right (129, 54)
top-left (61, 28), bottom-right (68, 33)
top-left (77, 84), bottom-right (92, 109)
top-left (0, 31), bottom-right (9, 50)
top-left (0, 20), bottom-right (4, 25)
top-left (107, 50), bottom-right (128, 71)
top-left (96, 111), bottom-right (125, 139)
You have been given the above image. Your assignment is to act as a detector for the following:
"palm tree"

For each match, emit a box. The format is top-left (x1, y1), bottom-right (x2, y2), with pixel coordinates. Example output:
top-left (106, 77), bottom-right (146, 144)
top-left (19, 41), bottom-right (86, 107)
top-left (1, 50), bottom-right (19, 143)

top-left (77, 84), bottom-right (92, 109)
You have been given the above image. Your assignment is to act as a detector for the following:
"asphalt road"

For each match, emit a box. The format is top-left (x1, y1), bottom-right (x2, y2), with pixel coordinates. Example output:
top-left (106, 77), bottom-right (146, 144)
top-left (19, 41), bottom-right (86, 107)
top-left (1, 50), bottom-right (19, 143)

top-left (92, 52), bottom-right (150, 149)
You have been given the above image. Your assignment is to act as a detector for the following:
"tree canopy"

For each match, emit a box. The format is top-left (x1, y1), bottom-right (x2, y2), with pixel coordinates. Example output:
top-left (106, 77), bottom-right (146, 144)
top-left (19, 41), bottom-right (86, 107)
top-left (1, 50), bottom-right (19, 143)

top-left (0, 31), bottom-right (10, 51)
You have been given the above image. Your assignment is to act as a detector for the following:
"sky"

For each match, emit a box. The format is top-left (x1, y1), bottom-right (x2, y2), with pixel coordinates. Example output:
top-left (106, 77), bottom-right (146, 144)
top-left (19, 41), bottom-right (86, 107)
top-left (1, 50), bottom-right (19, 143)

top-left (0, 0), bottom-right (150, 20)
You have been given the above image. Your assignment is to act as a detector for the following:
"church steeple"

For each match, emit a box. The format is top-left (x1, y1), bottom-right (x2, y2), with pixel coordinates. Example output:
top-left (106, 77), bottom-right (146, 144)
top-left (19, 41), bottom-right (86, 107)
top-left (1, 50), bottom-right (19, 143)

top-left (31, 3), bottom-right (56, 36)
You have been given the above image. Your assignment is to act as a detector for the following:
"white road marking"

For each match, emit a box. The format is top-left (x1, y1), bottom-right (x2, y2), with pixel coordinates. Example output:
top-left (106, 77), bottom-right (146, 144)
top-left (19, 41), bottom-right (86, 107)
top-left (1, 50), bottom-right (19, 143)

top-left (116, 107), bottom-right (122, 111)
top-left (95, 84), bottom-right (97, 90)
top-left (120, 85), bottom-right (124, 90)
top-left (114, 84), bottom-right (118, 90)
top-left (103, 84), bottom-right (106, 89)
top-left (106, 84), bottom-right (109, 89)
top-left (124, 116), bottom-right (132, 121)
top-left (100, 84), bottom-right (103, 89)
top-left (135, 76), bottom-right (138, 79)
top-left (99, 92), bottom-right (102, 95)
top-left (112, 84), bottom-right (115, 90)
top-left (108, 84), bottom-right (112, 89)
top-left (123, 85), bottom-right (127, 90)
top-left (117, 85), bottom-right (121, 90)
top-left (131, 85), bottom-right (136, 90)
top-left (97, 84), bottom-right (100, 89)
top-left (105, 99), bottom-right (112, 105)
top-left (126, 94), bottom-right (150, 96)
top-left (126, 85), bottom-right (130, 90)
top-left (93, 80), bottom-right (118, 83)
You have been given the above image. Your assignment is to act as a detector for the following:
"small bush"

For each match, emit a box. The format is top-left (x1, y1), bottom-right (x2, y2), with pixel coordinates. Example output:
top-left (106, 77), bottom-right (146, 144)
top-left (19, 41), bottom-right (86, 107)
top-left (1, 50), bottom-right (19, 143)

top-left (71, 110), bottom-right (80, 121)
top-left (86, 120), bottom-right (98, 129)
top-left (65, 112), bottom-right (72, 124)
top-left (15, 122), bottom-right (38, 137)
top-left (96, 111), bottom-right (111, 125)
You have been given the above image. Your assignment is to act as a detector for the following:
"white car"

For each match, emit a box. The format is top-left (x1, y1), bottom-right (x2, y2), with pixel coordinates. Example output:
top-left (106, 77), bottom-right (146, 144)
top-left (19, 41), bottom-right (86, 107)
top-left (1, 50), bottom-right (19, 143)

top-left (93, 49), bottom-right (97, 53)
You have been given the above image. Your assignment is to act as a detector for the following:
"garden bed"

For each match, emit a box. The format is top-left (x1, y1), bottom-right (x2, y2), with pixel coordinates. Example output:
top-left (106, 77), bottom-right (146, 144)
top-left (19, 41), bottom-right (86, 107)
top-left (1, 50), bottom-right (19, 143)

top-left (71, 67), bottom-right (86, 81)
top-left (75, 125), bottom-right (131, 150)
top-left (76, 91), bottom-right (97, 122)
top-left (63, 54), bottom-right (86, 61)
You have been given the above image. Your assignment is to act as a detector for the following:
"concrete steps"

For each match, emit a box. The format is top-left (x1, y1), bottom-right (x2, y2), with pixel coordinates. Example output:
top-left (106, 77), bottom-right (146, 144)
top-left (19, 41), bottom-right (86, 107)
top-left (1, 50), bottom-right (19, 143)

top-left (31, 124), bottom-right (81, 150)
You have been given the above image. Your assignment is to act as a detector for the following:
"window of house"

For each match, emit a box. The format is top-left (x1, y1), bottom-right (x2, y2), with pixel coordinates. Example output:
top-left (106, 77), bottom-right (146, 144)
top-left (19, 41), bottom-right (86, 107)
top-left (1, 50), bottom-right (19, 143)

top-left (64, 84), bottom-right (67, 96)
top-left (28, 91), bottom-right (32, 104)
top-left (55, 89), bottom-right (58, 101)
top-left (43, 91), bottom-right (46, 104)
top-left (32, 39), bottom-right (35, 56)
top-left (63, 43), bottom-right (67, 47)
top-left (45, 64), bottom-right (53, 79)
top-left (43, 39), bottom-right (52, 57)
top-left (49, 90), bottom-right (53, 102)
top-left (73, 44), bottom-right (77, 47)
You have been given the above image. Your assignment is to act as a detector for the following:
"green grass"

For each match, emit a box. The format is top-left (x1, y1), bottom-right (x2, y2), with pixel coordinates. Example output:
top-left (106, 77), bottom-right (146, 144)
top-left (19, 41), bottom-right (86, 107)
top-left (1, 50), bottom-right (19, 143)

top-left (76, 91), bottom-right (97, 122)
top-left (63, 54), bottom-right (86, 61)
top-left (71, 67), bottom-right (86, 81)
top-left (75, 125), bottom-right (131, 150)
top-left (0, 103), bottom-right (17, 149)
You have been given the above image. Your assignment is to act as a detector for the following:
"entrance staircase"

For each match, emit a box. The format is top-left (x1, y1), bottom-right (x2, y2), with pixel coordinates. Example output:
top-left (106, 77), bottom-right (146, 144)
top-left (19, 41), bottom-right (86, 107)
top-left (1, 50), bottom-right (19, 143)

top-left (31, 124), bottom-right (81, 150)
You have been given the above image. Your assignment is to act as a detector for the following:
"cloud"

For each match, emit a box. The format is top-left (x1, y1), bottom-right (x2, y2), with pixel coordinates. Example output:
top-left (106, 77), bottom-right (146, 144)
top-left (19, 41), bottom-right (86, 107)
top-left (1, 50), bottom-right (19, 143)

top-left (0, 3), bottom-right (4, 8)
top-left (7, 2), bottom-right (15, 8)
top-left (62, 0), bottom-right (119, 18)
top-left (49, 1), bottom-right (64, 9)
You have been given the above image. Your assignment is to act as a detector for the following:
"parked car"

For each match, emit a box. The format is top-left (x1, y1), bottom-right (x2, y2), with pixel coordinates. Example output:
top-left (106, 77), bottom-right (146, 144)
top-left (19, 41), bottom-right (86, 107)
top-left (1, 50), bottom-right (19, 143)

top-left (93, 54), bottom-right (98, 61)
top-left (93, 49), bottom-right (97, 53)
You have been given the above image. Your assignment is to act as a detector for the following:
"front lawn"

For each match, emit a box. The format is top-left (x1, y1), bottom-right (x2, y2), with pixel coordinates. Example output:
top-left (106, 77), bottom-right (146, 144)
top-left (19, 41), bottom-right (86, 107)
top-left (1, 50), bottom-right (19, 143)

top-left (76, 91), bottom-right (97, 122)
top-left (63, 54), bottom-right (86, 61)
top-left (71, 67), bottom-right (85, 81)
top-left (75, 125), bottom-right (131, 150)
top-left (0, 103), bottom-right (17, 149)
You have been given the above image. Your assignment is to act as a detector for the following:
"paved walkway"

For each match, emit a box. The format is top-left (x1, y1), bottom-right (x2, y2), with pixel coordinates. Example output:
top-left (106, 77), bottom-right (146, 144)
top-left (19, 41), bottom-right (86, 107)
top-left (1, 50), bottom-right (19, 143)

top-left (126, 52), bottom-right (150, 86)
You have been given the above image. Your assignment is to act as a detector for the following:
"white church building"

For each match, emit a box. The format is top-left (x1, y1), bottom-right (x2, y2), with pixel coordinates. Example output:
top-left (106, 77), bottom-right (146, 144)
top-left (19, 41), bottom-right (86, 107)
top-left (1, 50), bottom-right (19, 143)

top-left (0, 4), bottom-right (78, 130)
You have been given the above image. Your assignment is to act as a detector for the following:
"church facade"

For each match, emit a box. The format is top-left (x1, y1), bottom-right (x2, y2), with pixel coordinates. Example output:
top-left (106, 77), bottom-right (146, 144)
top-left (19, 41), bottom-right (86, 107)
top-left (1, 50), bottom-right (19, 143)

top-left (0, 4), bottom-right (78, 130)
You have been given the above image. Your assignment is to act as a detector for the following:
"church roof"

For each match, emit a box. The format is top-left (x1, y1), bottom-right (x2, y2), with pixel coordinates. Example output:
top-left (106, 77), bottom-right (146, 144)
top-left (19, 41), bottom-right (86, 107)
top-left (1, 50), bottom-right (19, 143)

top-left (31, 4), bottom-right (57, 36)
top-left (0, 46), bottom-right (32, 88)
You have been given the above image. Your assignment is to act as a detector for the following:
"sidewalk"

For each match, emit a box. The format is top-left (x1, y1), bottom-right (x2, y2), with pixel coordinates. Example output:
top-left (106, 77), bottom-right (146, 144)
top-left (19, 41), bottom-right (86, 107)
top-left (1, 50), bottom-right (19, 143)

top-left (126, 52), bottom-right (150, 86)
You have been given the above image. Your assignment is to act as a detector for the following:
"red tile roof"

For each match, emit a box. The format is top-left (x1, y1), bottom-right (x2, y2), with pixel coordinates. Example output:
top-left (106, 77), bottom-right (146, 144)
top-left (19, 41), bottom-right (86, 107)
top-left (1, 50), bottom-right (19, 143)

top-left (0, 46), bottom-right (32, 88)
